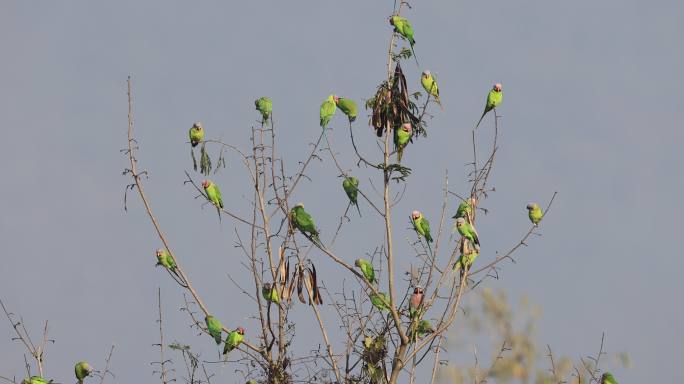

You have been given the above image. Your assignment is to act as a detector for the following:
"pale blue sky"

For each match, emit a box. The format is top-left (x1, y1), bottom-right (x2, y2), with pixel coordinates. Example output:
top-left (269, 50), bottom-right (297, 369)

top-left (1, 1), bottom-right (682, 383)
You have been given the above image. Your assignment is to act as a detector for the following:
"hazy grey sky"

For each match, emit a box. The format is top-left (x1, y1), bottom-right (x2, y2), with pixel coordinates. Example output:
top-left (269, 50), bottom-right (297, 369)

top-left (1, 1), bottom-right (682, 383)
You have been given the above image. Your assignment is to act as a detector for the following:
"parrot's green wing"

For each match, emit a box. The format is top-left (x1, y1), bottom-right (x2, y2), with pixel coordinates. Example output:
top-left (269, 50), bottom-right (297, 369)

top-left (255, 97), bottom-right (272, 122)
top-left (421, 218), bottom-right (432, 242)
top-left (205, 316), bottom-right (223, 345)
top-left (214, 185), bottom-right (224, 208)
top-left (337, 98), bottom-right (358, 122)
top-left (320, 96), bottom-right (337, 128)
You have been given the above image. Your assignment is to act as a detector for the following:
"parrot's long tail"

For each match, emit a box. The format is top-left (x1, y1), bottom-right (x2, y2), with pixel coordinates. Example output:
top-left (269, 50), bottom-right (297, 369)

top-left (410, 44), bottom-right (420, 67)
top-left (435, 97), bottom-right (444, 111)
top-left (354, 202), bottom-right (362, 217)
top-left (397, 147), bottom-right (403, 163)
top-left (475, 110), bottom-right (487, 129)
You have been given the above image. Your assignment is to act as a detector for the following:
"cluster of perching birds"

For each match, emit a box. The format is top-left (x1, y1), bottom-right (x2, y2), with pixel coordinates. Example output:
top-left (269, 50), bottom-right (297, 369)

top-left (153, 14), bottom-right (597, 383)
top-left (21, 361), bottom-right (92, 384)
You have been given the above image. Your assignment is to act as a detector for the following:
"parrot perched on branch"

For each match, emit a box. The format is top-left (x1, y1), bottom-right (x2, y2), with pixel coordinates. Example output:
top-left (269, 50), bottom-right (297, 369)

top-left (22, 377), bottom-right (50, 384)
top-left (262, 283), bottom-right (280, 304)
top-left (255, 97), bottom-right (272, 123)
top-left (355, 258), bottom-right (376, 284)
top-left (205, 315), bottom-right (223, 345)
top-left (452, 198), bottom-right (476, 221)
top-left (155, 248), bottom-right (176, 271)
top-left (370, 292), bottom-right (390, 312)
top-left (475, 83), bottom-right (503, 129)
top-left (409, 286), bottom-right (424, 318)
top-left (320, 95), bottom-right (337, 129)
top-left (342, 176), bottom-right (361, 216)
top-left (411, 210), bottom-right (433, 244)
top-left (389, 15), bottom-right (418, 65)
top-left (394, 123), bottom-right (412, 163)
top-left (189, 122), bottom-right (204, 147)
top-left (202, 180), bottom-right (223, 220)
top-left (455, 217), bottom-right (480, 248)
top-left (290, 203), bottom-right (321, 246)
top-left (74, 361), bottom-right (93, 384)
top-left (526, 203), bottom-right (543, 226)
top-left (223, 327), bottom-right (245, 355)
top-left (421, 71), bottom-right (442, 110)
top-left (334, 96), bottom-right (357, 123)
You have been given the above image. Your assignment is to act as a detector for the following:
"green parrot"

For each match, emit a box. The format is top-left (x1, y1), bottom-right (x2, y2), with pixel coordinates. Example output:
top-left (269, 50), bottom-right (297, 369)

top-left (411, 210), bottom-right (433, 243)
top-left (155, 248), bottom-right (177, 271)
top-left (205, 315), bottom-right (223, 345)
top-left (189, 122), bottom-right (205, 147)
top-left (421, 71), bottom-right (442, 110)
top-left (475, 83), bottom-right (503, 129)
top-left (223, 327), bottom-right (245, 355)
top-left (452, 198), bottom-right (475, 221)
top-left (370, 292), bottom-right (390, 312)
top-left (254, 96), bottom-right (272, 123)
top-left (262, 283), bottom-right (280, 304)
top-left (394, 123), bottom-right (412, 163)
top-left (74, 361), bottom-right (93, 384)
top-left (416, 319), bottom-right (434, 337)
top-left (453, 251), bottom-right (479, 273)
top-left (355, 258), bottom-right (376, 284)
top-left (320, 94), bottom-right (337, 129)
top-left (202, 180), bottom-right (223, 220)
top-left (245, 381), bottom-right (258, 384)
top-left (601, 372), bottom-right (618, 384)
top-left (334, 96), bottom-right (357, 123)
top-left (21, 377), bottom-right (50, 384)
top-left (455, 217), bottom-right (480, 248)
top-left (342, 176), bottom-right (361, 216)
top-left (290, 203), bottom-right (321, 246)
top-left (526, 203), bottom-right (543, 226)
top-left (389, 15), bottom-right (418, 65)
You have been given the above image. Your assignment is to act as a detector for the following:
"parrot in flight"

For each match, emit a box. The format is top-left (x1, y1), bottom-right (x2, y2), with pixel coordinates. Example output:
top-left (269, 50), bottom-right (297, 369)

top-left (255, 97), bottom-right (272, 123)
top-left (334, 96), bottom-right (357, 123)
top-left (155, 248), bottom-right (177, 271)
top-left (223, 327), bottom-right (245, 355)
top-left (389, 15), bottom-right (418, 65)
top-left (475, 83), bottom-right (503, 129)
top-left (74, 361), bottom-right (93, 384)
top-left (189, 122), bottom-right (204, 147)
top-left (421, 71), bottom-right (442, 110)
top-left (202, 180), bottom-right (223, 220)
top-left (455, 217), bottom-right (480, 249)
top-left (370, 292), bottom-right (391, 312)
top-left (342, 176), bottom-right (361, 216)
top-left (409, 286), bottom-right (424, 318)
top-left (320, 94), bottom-right (337, 130)
top-left (526, 203), bottom-right (543, 226)
top-left (355, 258), bottom-right (376, 284)
top-left (290, 203), bottom-right (321, 246)
top-left (205, 315), bottom-right (223, 345)
top-left (262, 283), bottom-right (280, 304)
top-left (394, 123), bottom-right (412, 163)
top-left (601, 372), bottom-right (618, 384)
top-left (21, 377), bottom-right (50, 384)
top-left (411, 210), bottom-right (433, 246)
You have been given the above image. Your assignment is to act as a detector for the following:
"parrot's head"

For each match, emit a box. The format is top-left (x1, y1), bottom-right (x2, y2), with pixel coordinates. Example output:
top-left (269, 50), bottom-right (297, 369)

top-left (295, 202), bottom-right (304, 209)
top-left (82, 362), bottom-right (93, 374)
top-left (333, 95), bottom-right (340, 104)
top-left (389, 15), bottom-right (396, 25)
top-left (411, 210), bottom-right (421, 220)
top-left (455, 217), bottom-right (466, 227)
top-left (263, 282), bottom-right (271, 291)
top-left (493, 83), bottom-right (502, 92)
top-left (422, 70), bottom-right (431, 78)
top-left (402, 123), bottom-right (412, 133)
top-left (601, 373), bottom-right (614, 382)
top-left (526, 203), bottom-right (538, 211)
top-left (354, 259), bottom-right (362, 268)
top-left (156, 249), bottom-right (165, 259)
top-left (236, 327), bottom-right (245, 335)
top-left (202, 180), bottom-right (211, 189)
top-left (413, 286), bottom-right (424, 295)
top-left (193, 122), bottom-right (203, 131)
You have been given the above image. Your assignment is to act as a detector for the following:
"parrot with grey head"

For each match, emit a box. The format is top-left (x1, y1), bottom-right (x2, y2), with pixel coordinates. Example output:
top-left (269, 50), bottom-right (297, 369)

top-left (475, 83), bottom-right (503, 129)
top-left (394, 123), bottom-right (412, 163)
top-left (411, 210), bottom-right (433, 253)
top-left (343, 176), bottom-right (361, 216)
top-left (421, 71), bottom-right (442, 110)
top-left (223, 327), bottom-right (245, 355)
top-left (202, 180), bottom-right (223, 220)
top-left (189, 122), bottom-right (204, 147)
top-left (526, 203), bottom-right (543, 226)
top-left (255, 97), bottom-right (272, 124)
top-left (334, 96), bottom-right (357, 123)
